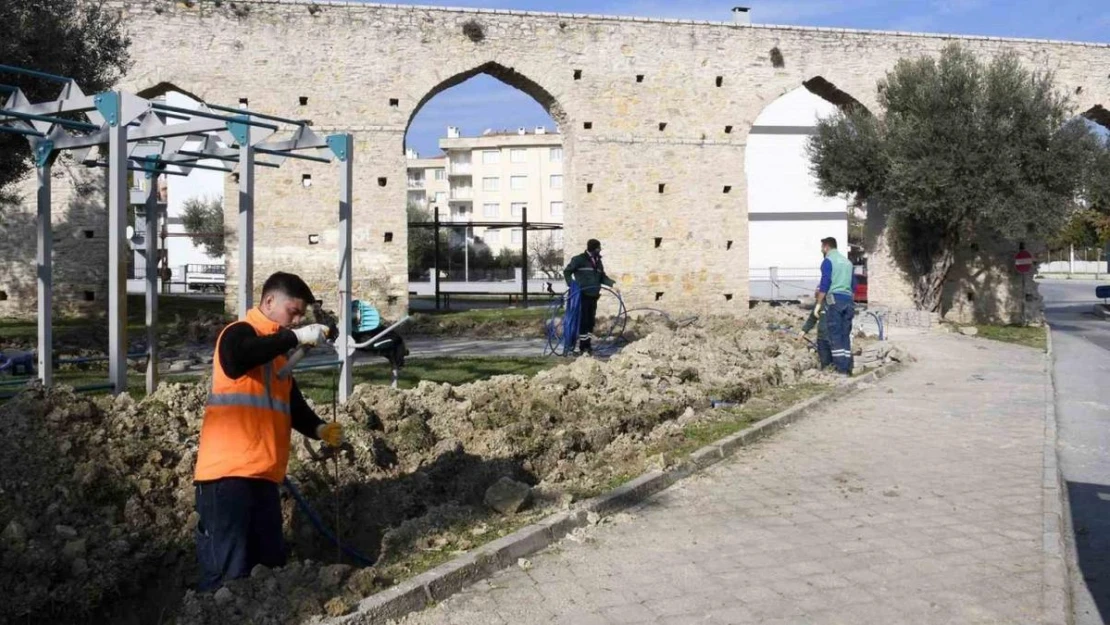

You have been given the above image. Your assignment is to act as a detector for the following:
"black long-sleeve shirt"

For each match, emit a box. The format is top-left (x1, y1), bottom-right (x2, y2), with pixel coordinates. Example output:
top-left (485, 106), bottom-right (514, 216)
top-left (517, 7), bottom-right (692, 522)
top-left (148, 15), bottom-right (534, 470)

top-left (217, 322), bottom-right (324, 439)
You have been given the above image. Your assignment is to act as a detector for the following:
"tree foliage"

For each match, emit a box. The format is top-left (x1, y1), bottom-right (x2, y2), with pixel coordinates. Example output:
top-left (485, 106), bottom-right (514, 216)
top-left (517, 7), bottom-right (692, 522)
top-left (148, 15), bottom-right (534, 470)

top-left (407, 202), bottom-right (436, 278)
top-left (528, 232), bottom-right (565, 279)
top-left (180, 196), bottom-right (227, 258)
top-left (0, 0), bottom-right (131, 193)
top-left (807, 44), bottom-right (1105, 311)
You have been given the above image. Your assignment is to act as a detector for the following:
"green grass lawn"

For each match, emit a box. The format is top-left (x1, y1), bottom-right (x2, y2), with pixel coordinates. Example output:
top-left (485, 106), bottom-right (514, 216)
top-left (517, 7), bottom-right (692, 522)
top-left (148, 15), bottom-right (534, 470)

top-left (969, 325), bottom-right (1047, 351)
top-left (0, 356), bottom-right (557, 402)
top-left (0, 295), bottom-right (226, 341)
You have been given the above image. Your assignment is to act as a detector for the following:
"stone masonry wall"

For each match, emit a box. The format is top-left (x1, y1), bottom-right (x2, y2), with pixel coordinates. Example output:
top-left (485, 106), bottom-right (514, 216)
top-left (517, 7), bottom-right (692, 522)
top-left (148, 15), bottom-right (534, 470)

top-left (2, 0), bottom-right (1108, 319)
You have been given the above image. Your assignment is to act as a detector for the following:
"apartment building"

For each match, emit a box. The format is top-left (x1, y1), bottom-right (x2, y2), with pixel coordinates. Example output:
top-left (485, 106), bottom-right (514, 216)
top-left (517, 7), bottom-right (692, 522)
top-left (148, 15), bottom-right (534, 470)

top-left (406, 126), bottom-right (564, 252)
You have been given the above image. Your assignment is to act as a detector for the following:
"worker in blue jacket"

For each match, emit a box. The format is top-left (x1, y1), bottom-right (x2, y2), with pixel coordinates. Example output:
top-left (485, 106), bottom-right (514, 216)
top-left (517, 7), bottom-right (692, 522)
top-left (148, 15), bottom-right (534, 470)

top-left (815, 237), bottom-right (855, 374)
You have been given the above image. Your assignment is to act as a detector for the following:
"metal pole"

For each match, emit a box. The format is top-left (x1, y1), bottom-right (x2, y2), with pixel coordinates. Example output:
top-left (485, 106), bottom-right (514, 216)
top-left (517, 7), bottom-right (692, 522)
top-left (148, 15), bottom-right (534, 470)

top-left (433, 207), bottom-right (441, 311)
top-left (1070, 244), bottom-right (1075, 275)
top-left (770, 266), bottom-right (780, 300)
top-left (108, 110), bottom-right (129, 395)
top-left (464, 226), bottom-right (469, 283)
top-left (145, 172), bottom-right (160, 395)
top-left (336, 134), bottom-right (353, 403)
top-left (36, 162), bottom-right (52, 387)
top-left (238, 145), bottom-right (255, 318)
top-left (522, 206), bottom-right (529, 307)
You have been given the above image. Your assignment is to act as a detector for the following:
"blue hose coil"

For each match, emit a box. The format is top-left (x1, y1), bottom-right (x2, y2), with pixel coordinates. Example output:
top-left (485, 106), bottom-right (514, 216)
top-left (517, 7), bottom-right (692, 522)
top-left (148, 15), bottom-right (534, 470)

top-left (282, 476), bottom-right (376, 567)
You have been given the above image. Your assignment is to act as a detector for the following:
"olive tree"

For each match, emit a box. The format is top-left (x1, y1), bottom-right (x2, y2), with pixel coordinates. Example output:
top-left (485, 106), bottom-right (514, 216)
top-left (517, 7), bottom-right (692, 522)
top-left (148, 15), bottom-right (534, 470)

top-left (807, 44), bottom-right (1104, 312)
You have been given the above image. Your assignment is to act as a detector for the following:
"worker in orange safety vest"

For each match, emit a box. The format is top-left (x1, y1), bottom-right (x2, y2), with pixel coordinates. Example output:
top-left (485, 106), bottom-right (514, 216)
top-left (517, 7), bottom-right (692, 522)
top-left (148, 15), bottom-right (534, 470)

top-left (193, 271), bottom-right (344, 591)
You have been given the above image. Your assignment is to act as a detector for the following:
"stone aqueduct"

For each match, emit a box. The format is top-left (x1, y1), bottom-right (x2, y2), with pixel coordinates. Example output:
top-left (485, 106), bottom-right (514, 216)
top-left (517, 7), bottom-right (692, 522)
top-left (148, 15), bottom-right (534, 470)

top-left (2, 0), bottom-right (1108, 320)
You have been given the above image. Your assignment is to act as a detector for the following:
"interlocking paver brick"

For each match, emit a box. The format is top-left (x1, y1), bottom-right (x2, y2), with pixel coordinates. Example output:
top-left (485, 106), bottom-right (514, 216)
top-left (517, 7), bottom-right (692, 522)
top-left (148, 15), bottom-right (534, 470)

top-left (393, 334), bottom-right (1049, 624)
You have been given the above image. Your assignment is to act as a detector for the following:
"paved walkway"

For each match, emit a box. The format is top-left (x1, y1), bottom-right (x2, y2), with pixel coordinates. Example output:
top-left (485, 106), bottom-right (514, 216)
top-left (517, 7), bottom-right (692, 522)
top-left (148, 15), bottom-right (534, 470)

top-left (394, 332), bottom-right (1051, 625)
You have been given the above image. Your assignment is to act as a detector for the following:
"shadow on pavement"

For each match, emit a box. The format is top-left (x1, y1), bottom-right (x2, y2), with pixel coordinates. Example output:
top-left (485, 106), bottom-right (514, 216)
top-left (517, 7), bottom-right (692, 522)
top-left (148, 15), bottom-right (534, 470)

top-left (1067, 481), bottom-right (1110, 622)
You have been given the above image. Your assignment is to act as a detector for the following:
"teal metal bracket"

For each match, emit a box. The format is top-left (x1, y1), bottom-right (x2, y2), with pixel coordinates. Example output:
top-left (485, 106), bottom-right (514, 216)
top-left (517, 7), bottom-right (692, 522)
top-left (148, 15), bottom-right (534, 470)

top-left (227, 115), bottom-right (251, 147)
top-left (137, 155), bottom-right (163, 179)
top-left (93, 92), bottom-right (120, 127)
top-left (34, 140), bottom-right (54, 168)
top-left (326, 134), bottom-right (350, 162)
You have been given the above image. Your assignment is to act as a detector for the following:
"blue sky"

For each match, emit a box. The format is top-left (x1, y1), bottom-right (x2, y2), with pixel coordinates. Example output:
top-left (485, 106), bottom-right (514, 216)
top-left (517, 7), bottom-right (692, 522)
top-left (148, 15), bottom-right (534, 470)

top-left (404, 0), bottom-right (1110, 155)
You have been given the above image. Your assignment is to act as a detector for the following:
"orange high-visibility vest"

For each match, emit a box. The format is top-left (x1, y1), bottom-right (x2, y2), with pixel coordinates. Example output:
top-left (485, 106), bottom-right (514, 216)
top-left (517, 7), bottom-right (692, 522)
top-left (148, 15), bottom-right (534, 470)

top-left (194, 308), bottom-right (294, 484)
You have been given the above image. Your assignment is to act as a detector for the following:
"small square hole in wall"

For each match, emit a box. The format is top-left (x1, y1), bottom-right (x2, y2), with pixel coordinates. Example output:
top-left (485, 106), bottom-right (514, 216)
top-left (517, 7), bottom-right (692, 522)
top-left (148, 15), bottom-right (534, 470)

top-left (83, 291), bottom-right (95, 302)
top-left (636, 74), bottom-right (644, 83)
top-left (658, 122), bottom-right (667, 131)
top-left (654, 237), bottom-right (662, 248)
top-left (378, 177), bottom-right (388, 187)
top-left (724, 293), bottom-right (733, 301)
top-left (966, 291), bottom-right (975, 302)
top-left (716, 76), bottom-right (723, 87)
top-left (583, 121), bottom-right (593, 130)
top-left (383, 232), bottom-right (393, 243)
top-left (238, 97), bottom-right (249, 108)
top-left (232, 173), bottom-right (240, 183)
top-left (573, 69), bottom-right (582, 80)
top-left (658, 183), bottom-right (666, 193)
top-left (308, 234), bottom-right (320, 245)
top-left (299, 96), bottom-right (308, 106)
top-left (302, 174), bottom-right (312, 188)
top-left (726, 240), bottom-right (733, 250)
top-left (389, 98), bottom-right (399, 107)
top-left (83, 229), bottom-right (94, 239)
top-left (0, 290), bottom-right (7, 301)
top-left (586, 183), bottom-right (594, 193)
top-left (655, 292), bottom-right (664, 301)
top-left (387, 295), bottom-right (399, 305)
top-left (724, 125), bottom-right (733, 134)
top-left (723, 185), bottom-right (732, 194)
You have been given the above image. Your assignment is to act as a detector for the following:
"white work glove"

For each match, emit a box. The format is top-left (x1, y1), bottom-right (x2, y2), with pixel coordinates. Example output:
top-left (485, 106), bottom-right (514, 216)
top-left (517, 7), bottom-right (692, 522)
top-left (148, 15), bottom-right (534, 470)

top-left (293, 324), bottom-right (329, 346)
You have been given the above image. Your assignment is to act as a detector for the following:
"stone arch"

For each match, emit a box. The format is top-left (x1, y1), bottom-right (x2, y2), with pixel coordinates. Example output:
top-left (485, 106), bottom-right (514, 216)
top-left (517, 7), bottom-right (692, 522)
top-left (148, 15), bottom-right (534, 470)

top-left (744, 77), bottom-right (865, 297)
top-left (403, 61), bottom-right (569, 153)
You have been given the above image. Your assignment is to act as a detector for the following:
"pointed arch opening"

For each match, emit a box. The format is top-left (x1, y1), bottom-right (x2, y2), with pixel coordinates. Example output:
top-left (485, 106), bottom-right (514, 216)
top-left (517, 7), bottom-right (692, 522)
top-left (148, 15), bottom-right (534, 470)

top-left (403, 62), bottom-right (568, 309)
top-left (745, 78), bottom-right (866, 300)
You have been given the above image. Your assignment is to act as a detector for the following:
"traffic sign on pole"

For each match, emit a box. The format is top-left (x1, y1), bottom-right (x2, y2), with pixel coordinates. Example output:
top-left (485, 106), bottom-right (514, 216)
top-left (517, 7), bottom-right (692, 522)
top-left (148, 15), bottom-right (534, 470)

top-left (1014, 249), bottom-right (1034, 274)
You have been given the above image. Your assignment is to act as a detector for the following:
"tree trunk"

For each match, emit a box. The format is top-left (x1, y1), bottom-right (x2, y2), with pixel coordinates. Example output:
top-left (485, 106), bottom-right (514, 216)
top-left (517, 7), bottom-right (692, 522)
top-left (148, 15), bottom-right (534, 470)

top-left (913, 245), bottom-right (956, 313)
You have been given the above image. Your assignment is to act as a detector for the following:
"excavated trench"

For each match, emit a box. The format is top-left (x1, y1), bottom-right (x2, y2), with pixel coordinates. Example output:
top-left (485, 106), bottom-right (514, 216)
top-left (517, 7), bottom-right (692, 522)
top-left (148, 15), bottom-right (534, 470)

top-left (0, 305), bottom-right (905, 625)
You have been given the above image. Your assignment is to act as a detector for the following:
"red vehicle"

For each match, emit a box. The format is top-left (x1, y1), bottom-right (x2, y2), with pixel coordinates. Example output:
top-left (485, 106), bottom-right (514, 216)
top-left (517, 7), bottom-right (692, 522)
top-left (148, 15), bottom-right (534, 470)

top-left (853, 266), bottom-right (868, 303)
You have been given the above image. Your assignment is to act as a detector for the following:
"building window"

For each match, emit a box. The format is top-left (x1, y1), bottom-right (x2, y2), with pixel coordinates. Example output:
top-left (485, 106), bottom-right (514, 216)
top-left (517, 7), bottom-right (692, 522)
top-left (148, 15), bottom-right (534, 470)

top-left (511, 229), bottom-right (522, 244)
top-left (549, 175), bottom-right (563, 189)
top-left (482, 177), bottom-right (500, 192)
top-left (483, 203), bottom-right (499, 218)
top-left (511, 202), bottom-right (527, 218)
top-left (510, 148), bottom-right (527, 163)
top-left (485, 230), bottom-right (500, 245)
top-left (550, 201), bottom-right (564, 218)
top-left (482, 150), bottom-right (500, 165)
top-left (434, 192), bottom-right (447, 205)
top-left (510, 176), bottom-right (527, 190)
top-left (550, 147), bottom-right (563, 162)
top-left (433, 168), bottom-right (446, 181)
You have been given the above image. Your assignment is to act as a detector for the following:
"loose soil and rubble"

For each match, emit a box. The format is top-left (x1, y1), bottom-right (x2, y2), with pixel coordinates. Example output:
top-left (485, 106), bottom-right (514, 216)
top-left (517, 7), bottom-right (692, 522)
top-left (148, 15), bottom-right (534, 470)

top-left (0, 305), bottom-right (907, 625)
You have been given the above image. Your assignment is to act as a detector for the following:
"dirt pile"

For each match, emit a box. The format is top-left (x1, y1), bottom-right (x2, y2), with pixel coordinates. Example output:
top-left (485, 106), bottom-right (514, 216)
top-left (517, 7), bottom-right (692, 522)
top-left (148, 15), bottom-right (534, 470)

top-left (0, 380), bottom-right (208, 624)
top-left (3, 305), bottom-right (903, 625)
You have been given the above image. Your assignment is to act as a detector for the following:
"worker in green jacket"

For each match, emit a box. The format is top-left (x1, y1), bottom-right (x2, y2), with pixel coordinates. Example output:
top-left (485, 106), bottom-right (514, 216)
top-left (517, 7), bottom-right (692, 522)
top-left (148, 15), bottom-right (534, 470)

top-left (815, 236), bottom-right (855, 374)
top-left (563, 239), bottom-right (618, 354)
top-left (800, 300), bottom-right (832, 368)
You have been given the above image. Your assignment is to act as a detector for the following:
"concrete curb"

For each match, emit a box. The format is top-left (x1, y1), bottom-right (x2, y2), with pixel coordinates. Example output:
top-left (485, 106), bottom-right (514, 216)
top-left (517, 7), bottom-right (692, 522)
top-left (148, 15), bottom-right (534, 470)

top-left (323, 358), bottom-right (909, 624)
top-left (1043, 325), bottom-right (1075, 625)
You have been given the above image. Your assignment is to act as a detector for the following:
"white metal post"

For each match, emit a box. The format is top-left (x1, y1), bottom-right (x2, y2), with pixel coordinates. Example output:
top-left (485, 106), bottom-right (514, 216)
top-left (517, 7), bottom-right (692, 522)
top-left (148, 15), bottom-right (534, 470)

top-left (107, 112), bottom-right (129, 394)
top-left (238, 145), bottom-right (255, 319)
top-left (145, 172), bottom-right (160, 395)
top-left (337, 134), bottom-right (354, 403)
top-left (1069, 244), bottom-right (1075, 275)
top-left (36, 162), bottom-right (53, 387)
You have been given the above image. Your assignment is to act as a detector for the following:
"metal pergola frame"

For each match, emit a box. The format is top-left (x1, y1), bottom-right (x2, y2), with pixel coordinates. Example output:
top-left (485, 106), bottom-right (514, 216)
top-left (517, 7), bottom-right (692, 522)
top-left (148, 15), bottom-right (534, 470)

top-left (0, 65), bottom-right (359, 401)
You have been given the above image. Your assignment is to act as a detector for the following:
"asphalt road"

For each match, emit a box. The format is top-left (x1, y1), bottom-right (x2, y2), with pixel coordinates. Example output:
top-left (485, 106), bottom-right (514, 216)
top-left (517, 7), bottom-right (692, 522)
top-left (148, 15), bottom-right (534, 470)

top-left (1041, 278), bottom-right (1110, 625)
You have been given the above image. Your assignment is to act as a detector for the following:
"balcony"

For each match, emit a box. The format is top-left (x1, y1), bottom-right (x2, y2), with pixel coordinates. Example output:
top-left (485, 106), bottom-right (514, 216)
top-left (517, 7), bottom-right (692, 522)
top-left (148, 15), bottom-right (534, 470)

top-left (450, 188), bottom-right (473, 201)
top-left (406, 178), bottom-right (425, 189)
top-left (448, 162), bottom-right (472, 176)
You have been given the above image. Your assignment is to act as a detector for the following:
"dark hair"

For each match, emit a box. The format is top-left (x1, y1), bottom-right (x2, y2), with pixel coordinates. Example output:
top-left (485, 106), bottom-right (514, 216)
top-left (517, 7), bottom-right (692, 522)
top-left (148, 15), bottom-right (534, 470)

top-left (821, 237), bottom-right (838, 249)
top-left (587, 238), bottom-right (601, 252)
top-left (261, 271), bottom-right (315, 304)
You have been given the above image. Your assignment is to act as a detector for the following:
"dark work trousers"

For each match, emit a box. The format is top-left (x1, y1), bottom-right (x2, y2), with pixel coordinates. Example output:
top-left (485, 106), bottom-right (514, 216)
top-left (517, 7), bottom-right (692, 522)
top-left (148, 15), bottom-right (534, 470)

top-left (195, 477), bottom-right (286, 591)
top-left (825, 291), bottom-right (855, 374)
top-left (815, 338), bottom-right (833, 369)
top-left (578, 295), bottom-right (599, 352)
